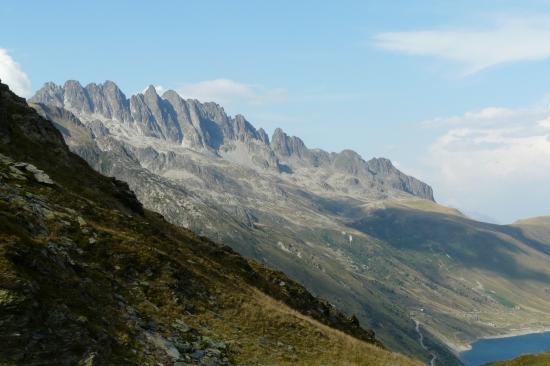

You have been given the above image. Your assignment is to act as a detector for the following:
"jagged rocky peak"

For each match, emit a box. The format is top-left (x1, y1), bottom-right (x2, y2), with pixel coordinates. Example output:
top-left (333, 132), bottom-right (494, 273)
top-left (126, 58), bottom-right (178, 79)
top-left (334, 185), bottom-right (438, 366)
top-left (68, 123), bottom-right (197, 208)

top-left (366, 157), bottom-right (434, 201)
top-left (30, 81), bottom-right (65, 108)
top-left (30, 80), bottom-right (436, 201)
top-left (367, 157), bottom-right (397, 175)
top-left (271, 128), bottom-right (309, 158)
top-left (144, 84), bottom-right (158, 97)
top-left (62, 80), bottom-right (92, 113)
top-left (160, 90), bottom-right (207, 149)
top-left (86, 80), bottom-right (131, 122)
top-left (200, 101), bottom-right (229, 124)
top-left (332, 149), bottom-right (368, 175)
top-left (31, 80), bottom-right (130, 122)
top-left (231, 114), bottom-right (262, 143)
top-left (257, 128), bottom-right (270, 144)
top-left (142, 85), bottom-right (182, 143)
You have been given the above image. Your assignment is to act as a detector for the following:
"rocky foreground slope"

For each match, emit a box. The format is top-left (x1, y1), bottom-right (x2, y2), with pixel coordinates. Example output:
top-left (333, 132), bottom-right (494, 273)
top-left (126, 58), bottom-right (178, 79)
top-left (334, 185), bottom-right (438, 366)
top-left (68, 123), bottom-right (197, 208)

top-left (29, 80), bottom-right (459, 364)
top-left (0, 81), bottom-right (425, 365)
top-left (29, 80), bottom-right (550, 365)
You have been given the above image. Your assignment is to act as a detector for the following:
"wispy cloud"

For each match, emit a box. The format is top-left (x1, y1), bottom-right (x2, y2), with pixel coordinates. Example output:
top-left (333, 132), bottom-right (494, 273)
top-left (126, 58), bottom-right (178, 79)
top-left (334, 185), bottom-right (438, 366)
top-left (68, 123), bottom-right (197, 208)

top-left (421, 106), bottom-right (544, 128)
top-left (175, 79), bottom-right (287, 106)
top-left (0, 49), bottom-right (31, 97)
top-left (373, 15), bottom-right (550, 74)
top-left (422, 104), bottom-right (550, 215)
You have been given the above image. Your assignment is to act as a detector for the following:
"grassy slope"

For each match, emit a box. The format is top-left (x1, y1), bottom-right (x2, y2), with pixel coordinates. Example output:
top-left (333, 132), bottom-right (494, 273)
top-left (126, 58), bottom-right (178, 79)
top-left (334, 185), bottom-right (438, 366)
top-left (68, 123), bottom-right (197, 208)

top-left (485, 353), bottom-right (550, 366)
top-left (0, 82), bottom-right (426, 365)
top-left (31, 95), bottom-right (461, 364)
top-left (512, 216), bottom-right (550, 249)
top-left (34, 83), bottom-right (550, 365)
top-left (350, 203), bottom-right (550, 350)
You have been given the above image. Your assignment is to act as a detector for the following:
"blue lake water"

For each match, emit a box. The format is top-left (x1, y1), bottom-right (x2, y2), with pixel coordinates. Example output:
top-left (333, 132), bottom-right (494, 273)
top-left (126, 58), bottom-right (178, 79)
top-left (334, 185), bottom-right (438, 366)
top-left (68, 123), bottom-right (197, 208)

top-left (459, 331), bottom-right (550, 366)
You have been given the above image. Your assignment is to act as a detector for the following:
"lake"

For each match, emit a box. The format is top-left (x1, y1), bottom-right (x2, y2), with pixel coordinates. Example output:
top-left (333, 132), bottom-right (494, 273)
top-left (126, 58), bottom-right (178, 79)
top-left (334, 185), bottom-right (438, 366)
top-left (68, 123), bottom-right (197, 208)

top-left (459, 331), bottom-right (550, 366)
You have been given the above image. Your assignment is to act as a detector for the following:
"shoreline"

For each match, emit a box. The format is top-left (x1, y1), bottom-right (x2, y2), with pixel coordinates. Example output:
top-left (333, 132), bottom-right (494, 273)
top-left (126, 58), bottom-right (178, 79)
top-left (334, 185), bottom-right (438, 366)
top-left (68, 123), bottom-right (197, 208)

top-left (475, 327), bottom-right (550, 342)
top-left (445, 327), bottom-right (550, 355)
top-left (446, 342), bottom-right (471, 354)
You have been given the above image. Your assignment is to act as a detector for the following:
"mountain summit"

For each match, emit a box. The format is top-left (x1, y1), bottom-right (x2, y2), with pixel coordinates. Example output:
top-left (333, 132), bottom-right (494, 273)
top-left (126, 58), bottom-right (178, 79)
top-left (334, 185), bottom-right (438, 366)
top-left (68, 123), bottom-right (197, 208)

top-left (28, 80), bottom-right (460, 364)
top-left (0, 80), bottom-right (431, 365)
top-left (30, 80), bottom-right (434, 201)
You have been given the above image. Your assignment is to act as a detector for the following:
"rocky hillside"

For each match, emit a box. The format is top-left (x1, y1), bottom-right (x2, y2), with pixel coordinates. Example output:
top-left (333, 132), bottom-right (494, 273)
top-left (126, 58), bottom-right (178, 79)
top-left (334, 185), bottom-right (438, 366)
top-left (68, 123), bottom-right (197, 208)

top-left (30, 80), bottom-right (434, 201)
top-left (29, 80), bottom-right (550, 365)
top-left (0, 81), bottom-right (426, 365)
top-left (29, 81), bottom-right (456, 364)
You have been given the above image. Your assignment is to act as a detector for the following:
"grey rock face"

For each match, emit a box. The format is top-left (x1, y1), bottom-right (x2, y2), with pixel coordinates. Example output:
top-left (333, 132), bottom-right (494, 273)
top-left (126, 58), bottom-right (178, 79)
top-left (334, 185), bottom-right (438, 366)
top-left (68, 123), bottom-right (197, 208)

top-left (30, 81), bottom-right (473, 362)
top-left (162, 91), bottom-right (206, 149)
top-left (332, 149), bottom-right (368, 175)
top-left (31, 80), bottom-right (434, 200)
top-left (85, 81), bottom-right (132, 122)
top-left (231, 114), bottom-right (259, 142)
top-left (143, 85), bottom-right (182, 142)
top-left (271, 128), bottom-right (308, 159)
top-left (257, 128), bottom-right (270, 145)
top-left (32, 102), bottom-right (86, 129)
top-left (30, 82), bottom-right (65, 108)
top-left (63, 80), bottom-right (93, 114)
top-left (367, 158), bottom-right (434, 200)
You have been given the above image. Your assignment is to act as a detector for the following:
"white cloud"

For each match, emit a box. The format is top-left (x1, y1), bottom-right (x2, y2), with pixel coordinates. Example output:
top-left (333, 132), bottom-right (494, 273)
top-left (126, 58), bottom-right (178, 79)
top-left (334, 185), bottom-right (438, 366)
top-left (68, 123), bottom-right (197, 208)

top-left (0, 49), bottom-right (31, 97)
top-left (373, 15), bottom-right (550, 74)
top-left (422, 104), bottom-right (550, 221)
top-left (538, 116), bottom-right (550, 129)
top-left (176, 79), bottom-right (287, 106)
top-left (422, 106), bottom-right (543, 128)
top-left (431, 125), bottom-right (550, 183)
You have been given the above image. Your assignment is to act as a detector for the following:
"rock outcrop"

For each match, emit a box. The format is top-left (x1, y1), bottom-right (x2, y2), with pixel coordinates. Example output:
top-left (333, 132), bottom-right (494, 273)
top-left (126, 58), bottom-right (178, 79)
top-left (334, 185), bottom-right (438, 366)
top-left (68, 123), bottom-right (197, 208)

top-left (30, 80), bottom-right (434, 200)
top-left (1, 79), bottom-right (427, 366)
top-left (28, 80), bottom-right (467, 364)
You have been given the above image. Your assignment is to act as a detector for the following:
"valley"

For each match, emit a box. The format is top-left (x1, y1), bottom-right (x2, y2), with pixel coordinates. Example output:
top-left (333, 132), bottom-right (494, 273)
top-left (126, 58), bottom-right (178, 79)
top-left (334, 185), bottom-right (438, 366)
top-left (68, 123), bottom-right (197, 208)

top-left (3, 2), bottom-right (550, 364)
top-left (28, 80), bottom-right (550, 364)
top-left (0, 80), bottom-right (423, 365)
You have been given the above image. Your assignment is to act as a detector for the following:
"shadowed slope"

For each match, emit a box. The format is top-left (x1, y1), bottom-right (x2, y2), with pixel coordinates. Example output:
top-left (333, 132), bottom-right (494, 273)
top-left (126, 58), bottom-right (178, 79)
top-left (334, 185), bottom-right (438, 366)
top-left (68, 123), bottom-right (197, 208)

top-left (0, 81), bottom-right (422, 365)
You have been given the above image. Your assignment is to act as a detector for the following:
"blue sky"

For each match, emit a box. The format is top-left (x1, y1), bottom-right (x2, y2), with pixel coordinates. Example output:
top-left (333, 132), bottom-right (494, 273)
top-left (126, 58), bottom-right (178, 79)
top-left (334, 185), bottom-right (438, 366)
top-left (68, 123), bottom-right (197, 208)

top-left (2, 0), bottom-right (550, 223)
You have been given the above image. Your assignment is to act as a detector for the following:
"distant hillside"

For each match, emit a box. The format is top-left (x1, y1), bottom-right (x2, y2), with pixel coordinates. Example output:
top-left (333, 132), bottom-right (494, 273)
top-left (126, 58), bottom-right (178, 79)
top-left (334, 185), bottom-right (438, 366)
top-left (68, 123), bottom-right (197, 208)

top-left (512, 216), bottom-right (550, 251)
top-left (0, 81), bottom-right (425, 365)
top-left (29, 80), bottom-right (459, 364)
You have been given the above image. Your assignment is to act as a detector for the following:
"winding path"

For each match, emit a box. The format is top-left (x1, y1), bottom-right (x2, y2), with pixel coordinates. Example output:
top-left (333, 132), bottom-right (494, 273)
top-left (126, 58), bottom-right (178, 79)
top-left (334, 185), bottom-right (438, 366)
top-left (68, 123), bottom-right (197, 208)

top-left (414, 320), bottom-right (437, 366)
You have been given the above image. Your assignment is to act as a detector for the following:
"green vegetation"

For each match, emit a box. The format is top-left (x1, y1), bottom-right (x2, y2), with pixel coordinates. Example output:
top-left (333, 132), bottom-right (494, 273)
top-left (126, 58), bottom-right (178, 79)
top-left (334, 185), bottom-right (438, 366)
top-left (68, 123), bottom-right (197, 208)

top-left (0, 83), bottom-right (423, 365)
top-left (485, 352), bottom-right (550, 366)
top-left (513, 216), bottom-right (550, 250)
top-left (484, 290), bottom-right (516, 309)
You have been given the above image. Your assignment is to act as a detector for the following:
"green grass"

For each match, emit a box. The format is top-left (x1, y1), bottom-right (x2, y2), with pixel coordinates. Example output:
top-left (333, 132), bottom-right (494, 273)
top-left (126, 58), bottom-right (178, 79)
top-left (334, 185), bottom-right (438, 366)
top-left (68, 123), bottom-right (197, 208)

top-left (485, 291), bottom-right (516, 309)
top-left (484, 352), bottom-right (550, 366)
top-left (0, 81), bottom-right (424, 365)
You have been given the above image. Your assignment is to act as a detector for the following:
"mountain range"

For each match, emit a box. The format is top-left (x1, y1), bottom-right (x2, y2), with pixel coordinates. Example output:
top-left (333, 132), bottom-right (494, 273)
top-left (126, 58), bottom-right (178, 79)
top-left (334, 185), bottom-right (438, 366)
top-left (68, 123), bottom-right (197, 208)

top-left (0, 80), bottom-right (427, 365)
top-left (28, 80), bottom-right (550, 365)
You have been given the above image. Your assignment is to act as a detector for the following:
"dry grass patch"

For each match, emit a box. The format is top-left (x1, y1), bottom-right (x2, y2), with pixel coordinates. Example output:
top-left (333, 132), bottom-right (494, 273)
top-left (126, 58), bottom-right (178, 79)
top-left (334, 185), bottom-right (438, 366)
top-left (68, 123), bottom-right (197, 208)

top-left (191, 288), bottom-right (423, 366)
